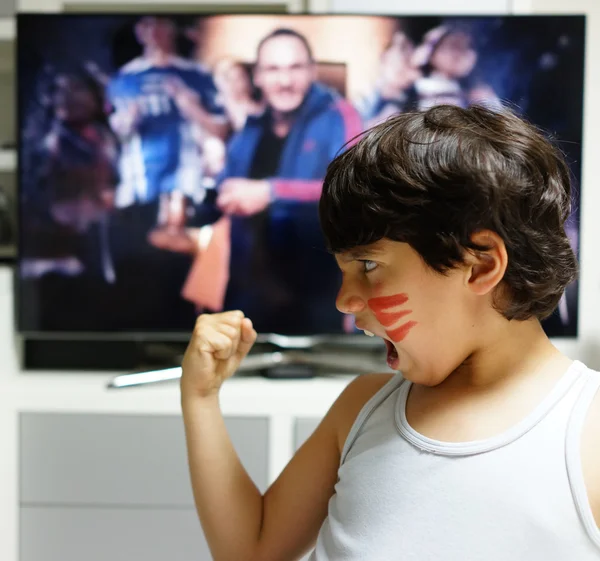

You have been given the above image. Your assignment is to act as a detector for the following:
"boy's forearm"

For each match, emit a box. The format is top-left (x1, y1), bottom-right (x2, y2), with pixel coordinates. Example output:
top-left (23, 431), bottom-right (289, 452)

top-left (182, 394), bottom-right (264, 561)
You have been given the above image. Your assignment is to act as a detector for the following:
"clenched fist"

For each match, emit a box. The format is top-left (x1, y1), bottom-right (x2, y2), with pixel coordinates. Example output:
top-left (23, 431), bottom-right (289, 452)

top-left (181, 311), bottom-right (257, 399)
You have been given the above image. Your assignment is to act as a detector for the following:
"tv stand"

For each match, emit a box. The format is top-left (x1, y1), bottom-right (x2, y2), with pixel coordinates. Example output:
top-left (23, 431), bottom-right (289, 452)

top-left (107, 349), bottom-right (388, 389)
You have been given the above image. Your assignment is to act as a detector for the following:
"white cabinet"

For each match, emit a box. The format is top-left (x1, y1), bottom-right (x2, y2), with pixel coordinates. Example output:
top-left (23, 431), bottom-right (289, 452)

top-left (294, 418), bottom-right (321, 451)
top-left (20, 413), bottom-right (270, 561)
top-left (21, 508), bottom-right (211, 561)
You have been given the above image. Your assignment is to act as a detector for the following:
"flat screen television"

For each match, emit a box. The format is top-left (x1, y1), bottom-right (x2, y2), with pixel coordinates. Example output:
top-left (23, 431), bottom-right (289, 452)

top-left (17, 13), bottom-right (585, 342)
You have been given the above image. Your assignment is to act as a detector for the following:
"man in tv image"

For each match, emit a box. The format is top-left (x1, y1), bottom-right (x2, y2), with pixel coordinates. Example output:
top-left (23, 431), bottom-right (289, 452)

top-left (203, 28), bottom-right (364, 334)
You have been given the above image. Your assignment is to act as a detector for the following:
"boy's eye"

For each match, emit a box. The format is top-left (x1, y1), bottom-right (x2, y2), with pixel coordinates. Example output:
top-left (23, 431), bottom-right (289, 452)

top-left (362, 260), bottom-right (378, 273)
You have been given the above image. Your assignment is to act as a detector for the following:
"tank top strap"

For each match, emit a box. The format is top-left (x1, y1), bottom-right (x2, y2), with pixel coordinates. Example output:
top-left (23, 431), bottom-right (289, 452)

top-left (340, 373), bottom-right (405, 466)
top-left (566, 366), bottom-right (600, 550)
top-left (395, 361), bottom-right (586, 456)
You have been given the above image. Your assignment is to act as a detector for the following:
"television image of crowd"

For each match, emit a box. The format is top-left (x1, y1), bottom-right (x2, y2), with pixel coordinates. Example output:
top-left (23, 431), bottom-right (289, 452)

top-left (17, 14), bottom-right (584, 337)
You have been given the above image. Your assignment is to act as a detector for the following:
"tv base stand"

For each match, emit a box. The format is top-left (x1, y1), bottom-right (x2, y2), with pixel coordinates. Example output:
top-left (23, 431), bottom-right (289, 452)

top-left (108, 350), bottom-right (388, 389)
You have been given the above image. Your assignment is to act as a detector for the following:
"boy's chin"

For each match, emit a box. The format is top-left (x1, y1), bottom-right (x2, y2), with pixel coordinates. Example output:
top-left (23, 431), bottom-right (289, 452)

top-left (398, 361), bottom-right (448, 387)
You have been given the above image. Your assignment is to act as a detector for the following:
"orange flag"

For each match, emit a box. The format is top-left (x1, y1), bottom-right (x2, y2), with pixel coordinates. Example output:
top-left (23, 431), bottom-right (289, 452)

top-left (181, 216), bottom-right (231, 312)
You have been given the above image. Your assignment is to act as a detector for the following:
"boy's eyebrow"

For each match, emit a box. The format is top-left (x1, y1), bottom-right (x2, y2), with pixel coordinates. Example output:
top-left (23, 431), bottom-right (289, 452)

top-left (345, 247), bottom-right (385, 260)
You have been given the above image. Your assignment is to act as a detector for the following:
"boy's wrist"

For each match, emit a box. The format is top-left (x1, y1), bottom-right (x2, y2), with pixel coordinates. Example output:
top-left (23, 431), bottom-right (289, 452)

top-left (180, 386), bottom-right (221, 410)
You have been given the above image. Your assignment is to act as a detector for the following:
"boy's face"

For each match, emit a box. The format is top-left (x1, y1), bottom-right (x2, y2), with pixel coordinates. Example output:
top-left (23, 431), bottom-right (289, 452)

top-left (335, 238), bottom-right (482, 386)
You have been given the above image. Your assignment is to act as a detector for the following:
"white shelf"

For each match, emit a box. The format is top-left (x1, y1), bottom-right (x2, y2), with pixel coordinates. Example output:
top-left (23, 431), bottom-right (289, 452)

top-left (0, 149), bottom-right (15, 172)
top-left (0, 19), bottom-right (14, 42)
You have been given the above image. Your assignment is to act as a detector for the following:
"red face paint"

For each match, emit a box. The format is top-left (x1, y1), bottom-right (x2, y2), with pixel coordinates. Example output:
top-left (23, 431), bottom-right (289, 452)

top-left (386, 321), bottom-right (418, 342)
top-left (368, 293), bottom-right (408, 311)
top-left (367, 293), bottom-right (417, 342)
top-left (376, 309), bottom-right (412, 325)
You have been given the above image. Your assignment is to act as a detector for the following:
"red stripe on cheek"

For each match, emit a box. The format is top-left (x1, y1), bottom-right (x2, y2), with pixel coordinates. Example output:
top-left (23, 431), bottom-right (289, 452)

top-left (376, 309), bottom-right (412, 327)
top-left (367, 293), bottom-right (409, 312)
top-left (386, 321), bottom-right (418, 342)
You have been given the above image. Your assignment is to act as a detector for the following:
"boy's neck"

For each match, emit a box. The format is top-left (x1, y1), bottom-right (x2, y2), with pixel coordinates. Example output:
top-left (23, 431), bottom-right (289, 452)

top-left (447, 318), bottom-right (569, 390)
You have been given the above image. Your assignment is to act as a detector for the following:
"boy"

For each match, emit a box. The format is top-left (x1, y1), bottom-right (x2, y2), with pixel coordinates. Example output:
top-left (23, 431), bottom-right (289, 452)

top-left (180, 105), bottom-right (600, 560)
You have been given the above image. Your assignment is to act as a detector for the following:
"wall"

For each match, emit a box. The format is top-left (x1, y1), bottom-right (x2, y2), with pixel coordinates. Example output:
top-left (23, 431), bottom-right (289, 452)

top-left (330, 0), bottom-right (511, 14)
top-left (17, 0), bottom-right (305, 11)
top-left (310, 0), bottom-right (534, 13)
top-left (529, 0), bottom-right (600, 368)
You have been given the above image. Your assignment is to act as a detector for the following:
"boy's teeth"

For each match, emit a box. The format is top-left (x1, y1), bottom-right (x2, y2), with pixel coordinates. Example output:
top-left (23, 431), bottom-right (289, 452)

top-left (363, 330), bottom-right (375, 337)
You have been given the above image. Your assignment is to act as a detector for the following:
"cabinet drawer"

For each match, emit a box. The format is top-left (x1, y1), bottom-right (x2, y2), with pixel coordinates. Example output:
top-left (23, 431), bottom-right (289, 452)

top-left (20, 506), bottom-right (212, 561)
top-left (294, 418), bottom-right (321, 451)
top-left (20, 413), bottom-right (269, 506)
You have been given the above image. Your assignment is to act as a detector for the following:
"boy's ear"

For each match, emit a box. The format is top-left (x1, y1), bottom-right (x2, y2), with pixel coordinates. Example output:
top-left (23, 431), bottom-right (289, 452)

top-left (464, 230), bottom-right (508, 296)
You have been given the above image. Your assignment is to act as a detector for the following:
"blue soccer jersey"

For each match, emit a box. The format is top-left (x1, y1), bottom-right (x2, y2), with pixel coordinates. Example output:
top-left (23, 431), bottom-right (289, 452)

top-left (107, 56), bottom-right (225, 207)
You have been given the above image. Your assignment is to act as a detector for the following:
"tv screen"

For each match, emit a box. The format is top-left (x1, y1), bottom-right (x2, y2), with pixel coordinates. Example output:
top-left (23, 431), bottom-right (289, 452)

top-left (17, 13), bottom-right (584, 338)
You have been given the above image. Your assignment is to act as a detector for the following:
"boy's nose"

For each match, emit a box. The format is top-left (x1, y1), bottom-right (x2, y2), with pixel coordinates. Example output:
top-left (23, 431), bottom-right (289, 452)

top-left (336, 291), bottom-right (366, 315)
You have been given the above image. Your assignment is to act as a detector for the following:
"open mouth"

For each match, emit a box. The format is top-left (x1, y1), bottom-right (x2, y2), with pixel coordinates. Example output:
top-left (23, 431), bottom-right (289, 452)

top-left (384, 339), bottom-right (400, 370)
top-left (358, 326), bottom-right (400, 370)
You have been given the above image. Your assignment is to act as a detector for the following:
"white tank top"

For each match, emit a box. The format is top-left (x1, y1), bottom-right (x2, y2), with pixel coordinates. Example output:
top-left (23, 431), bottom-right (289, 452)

top-left (309, 360), bottom-right (600, 560)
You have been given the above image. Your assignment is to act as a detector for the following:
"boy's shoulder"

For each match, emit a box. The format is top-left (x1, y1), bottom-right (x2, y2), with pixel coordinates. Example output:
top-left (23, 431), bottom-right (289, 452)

top-left (333, 373), bottom-right (396, 452)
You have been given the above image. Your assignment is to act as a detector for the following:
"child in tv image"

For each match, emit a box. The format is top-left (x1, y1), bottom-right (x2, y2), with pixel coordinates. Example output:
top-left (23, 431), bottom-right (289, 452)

top-left (356, 31), bottom-right (421, 128)
top-left (212, 58), bottom-right (265, 132)
top-left (358, 22), bottom-right (502, 126)
top-left (179, 105), bottom-right (600, 561)
top-left (411, 24), bottom-right (502, 111)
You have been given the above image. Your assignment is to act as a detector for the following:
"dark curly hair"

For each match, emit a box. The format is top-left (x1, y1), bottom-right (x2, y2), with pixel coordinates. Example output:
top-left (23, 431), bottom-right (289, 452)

top-left (319, 104), bottom-right (578, 321)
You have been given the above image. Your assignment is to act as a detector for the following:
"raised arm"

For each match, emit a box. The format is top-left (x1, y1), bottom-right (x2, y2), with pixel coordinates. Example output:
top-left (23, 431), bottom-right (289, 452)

top-left (181, 310), bottom-right (389, 561)
top-left (165, 72), bottom-right (229, 141)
